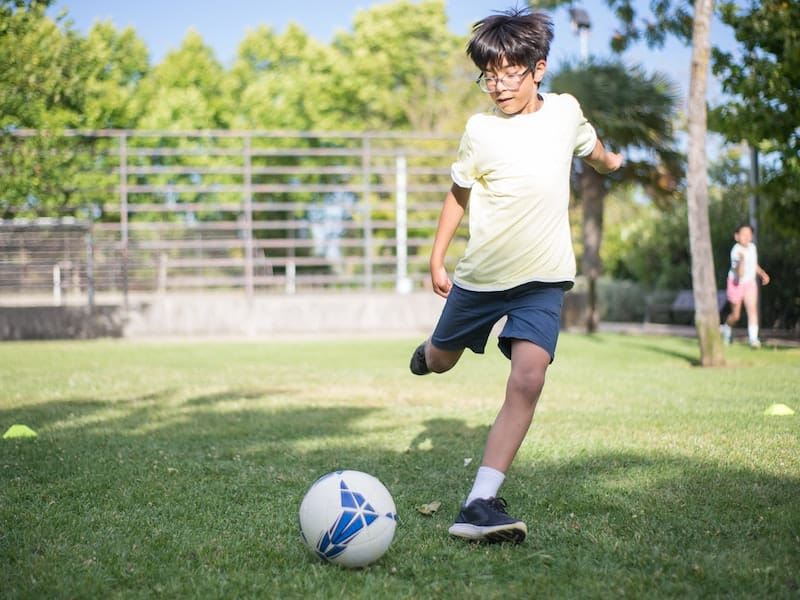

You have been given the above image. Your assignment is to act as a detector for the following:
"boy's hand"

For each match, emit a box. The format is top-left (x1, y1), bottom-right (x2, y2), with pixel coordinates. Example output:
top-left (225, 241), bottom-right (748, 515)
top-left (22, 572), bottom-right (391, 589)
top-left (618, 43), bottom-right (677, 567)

top-left (431, 265), bottom-right (452, 298)
top-left (605, 152), bottom-right (623, 172)
top-left (584, 140), bottom-right (623, 174)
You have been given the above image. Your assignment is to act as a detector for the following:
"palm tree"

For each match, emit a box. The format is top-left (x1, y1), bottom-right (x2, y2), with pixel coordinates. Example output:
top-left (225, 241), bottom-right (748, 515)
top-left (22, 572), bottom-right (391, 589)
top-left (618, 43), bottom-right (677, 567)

top-left (549, 60), bottom-right (682, 332)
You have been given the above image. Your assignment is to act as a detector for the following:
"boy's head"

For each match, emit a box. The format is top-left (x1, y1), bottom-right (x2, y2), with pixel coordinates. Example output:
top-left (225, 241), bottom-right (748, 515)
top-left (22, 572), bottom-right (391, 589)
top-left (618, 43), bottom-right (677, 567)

top-left (735, 224), bottom-right (754, 246)
top-left (467, 8), bottom-right (554, 76)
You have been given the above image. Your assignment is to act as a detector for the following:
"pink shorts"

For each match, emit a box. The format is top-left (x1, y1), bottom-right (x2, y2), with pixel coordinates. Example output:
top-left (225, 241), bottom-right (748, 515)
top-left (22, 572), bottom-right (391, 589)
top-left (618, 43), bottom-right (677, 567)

top-left (726, 278), bottom-right (757, 305)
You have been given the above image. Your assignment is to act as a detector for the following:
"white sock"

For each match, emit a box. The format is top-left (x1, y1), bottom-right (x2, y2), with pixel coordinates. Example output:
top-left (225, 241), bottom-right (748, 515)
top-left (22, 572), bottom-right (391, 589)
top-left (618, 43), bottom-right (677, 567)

top-left (465, 466), bottom-right (505, 506)
top-left (748, 324), bottom-right (759, 342)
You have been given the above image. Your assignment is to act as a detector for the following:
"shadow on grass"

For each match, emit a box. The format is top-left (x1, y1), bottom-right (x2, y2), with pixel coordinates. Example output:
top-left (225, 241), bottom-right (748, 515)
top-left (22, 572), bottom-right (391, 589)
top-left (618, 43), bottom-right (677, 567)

top-left (624, 340), bottom-right (701, 366)
top-left (392, 417), bottom-right (799, 596)
top-left (2, 392), bottom-right (798, 598)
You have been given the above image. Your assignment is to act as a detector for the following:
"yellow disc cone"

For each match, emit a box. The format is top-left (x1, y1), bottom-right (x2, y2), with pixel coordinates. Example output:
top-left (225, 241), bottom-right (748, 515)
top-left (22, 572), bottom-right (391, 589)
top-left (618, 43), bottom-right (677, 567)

top-left (2, 424), bottom-right (38, 439)
top-left (763, 404), bottom-right (795, 416)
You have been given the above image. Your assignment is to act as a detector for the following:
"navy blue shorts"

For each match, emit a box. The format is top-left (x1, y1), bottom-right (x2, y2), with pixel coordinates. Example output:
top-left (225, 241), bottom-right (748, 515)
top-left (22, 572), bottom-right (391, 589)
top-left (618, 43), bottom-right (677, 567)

top-left (431, 282), bottom-right (566, 362)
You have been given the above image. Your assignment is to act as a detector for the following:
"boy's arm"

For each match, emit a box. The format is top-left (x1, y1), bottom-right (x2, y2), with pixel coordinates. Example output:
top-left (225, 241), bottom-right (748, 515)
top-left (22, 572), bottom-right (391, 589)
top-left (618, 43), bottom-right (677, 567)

top-left (430, 183), bottom-right (470, 298)
top-left (583, 139), bottom-right (623, 174)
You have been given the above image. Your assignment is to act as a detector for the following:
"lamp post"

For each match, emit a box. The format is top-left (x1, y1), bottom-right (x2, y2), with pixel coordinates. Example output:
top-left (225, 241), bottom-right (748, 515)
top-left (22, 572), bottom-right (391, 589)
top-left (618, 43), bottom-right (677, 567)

top-left (569, 7), bottom-right (591, 61)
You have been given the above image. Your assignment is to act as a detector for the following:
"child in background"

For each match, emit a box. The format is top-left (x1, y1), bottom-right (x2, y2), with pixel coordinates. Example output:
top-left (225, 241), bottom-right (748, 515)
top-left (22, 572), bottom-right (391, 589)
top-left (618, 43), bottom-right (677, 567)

top-left (721, 223), bottom-right (770, 347)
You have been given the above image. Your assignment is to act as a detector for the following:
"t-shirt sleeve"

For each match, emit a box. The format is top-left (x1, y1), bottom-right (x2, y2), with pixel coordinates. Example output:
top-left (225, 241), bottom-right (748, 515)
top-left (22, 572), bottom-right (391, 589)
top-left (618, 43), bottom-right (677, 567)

top-left (569, 95), bottom-right (598, 158)
top-left (450, 128), bottom-right (477, 188)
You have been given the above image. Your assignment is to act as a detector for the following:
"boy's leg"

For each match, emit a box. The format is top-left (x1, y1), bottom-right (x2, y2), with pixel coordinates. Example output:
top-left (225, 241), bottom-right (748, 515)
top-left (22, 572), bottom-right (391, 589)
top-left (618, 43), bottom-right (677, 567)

top-left (410, 284), bottom-right (497, 376)
top-left (481, 340), bottom-right (549, 472)
top-left (410, 338), bottom-right (464, 375)
top-left (449, 339), bottom-right (549, 544)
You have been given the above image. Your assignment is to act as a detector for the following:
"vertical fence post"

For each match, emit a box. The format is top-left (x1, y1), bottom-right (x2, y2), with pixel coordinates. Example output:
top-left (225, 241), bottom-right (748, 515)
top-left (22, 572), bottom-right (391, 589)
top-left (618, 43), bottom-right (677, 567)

top-left (361, 135), bottom-right (373, 289)
top-left (119, 132), bottom-right (129, 311)
top-left (243, 133), bottom-right (254, 302)
top-left (52, 264), bottom-right (62, 306)
top-left (395, 154), bottom-right (411, 293)
top-left (86, 222), bottom-right (95, 310)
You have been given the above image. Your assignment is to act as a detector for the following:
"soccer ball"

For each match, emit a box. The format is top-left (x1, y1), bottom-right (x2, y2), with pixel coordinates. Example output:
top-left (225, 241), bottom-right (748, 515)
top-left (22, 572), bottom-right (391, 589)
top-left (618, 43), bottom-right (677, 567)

top-left (299, 470), bottom-right (398, 568)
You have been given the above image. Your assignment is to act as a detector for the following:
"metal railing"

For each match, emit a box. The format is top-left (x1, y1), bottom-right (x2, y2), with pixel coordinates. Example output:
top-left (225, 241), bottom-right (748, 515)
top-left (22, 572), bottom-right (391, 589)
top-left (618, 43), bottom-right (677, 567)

top-left (1, 129), bottom-right (466, 306)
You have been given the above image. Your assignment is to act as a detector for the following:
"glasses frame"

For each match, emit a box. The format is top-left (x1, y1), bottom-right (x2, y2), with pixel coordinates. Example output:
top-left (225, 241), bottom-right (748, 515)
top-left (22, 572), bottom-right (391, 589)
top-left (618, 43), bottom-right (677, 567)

top-left (475, 66), bottom-right (533, 93)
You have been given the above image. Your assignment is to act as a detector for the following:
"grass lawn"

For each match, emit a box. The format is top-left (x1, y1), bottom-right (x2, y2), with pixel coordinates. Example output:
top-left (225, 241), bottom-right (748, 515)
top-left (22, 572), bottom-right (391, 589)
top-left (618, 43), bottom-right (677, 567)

top-left (1, 333), bottom-right (798, 599)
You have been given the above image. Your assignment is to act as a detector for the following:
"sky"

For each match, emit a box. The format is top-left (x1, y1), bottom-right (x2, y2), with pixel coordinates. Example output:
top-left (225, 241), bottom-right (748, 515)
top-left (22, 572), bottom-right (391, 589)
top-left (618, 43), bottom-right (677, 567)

top-left (49, 0), bottom-right (738, 104)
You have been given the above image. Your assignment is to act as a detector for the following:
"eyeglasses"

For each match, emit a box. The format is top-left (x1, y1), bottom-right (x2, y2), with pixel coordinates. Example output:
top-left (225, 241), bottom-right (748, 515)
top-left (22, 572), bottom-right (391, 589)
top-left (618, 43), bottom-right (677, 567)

top-left (475, 66), bottom-right (532, 93)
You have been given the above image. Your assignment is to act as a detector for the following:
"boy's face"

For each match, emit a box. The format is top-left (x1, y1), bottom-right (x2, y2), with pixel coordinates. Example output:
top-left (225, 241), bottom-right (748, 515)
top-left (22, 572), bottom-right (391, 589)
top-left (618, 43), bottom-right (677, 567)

top-left (483, 58), bottom-right (547, 115)
top-left (735, 226), bottom-right (753, 246)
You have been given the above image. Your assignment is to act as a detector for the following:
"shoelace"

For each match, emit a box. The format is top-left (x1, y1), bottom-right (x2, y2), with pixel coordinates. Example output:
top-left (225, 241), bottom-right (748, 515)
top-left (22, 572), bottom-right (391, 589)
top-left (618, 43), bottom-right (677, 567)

top-left (488, 497), bottom-right (510, 514)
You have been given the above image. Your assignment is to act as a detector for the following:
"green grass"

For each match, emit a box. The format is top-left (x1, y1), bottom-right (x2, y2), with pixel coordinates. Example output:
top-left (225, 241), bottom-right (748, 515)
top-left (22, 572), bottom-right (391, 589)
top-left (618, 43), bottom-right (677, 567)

top-left (1, 334), bottom-right (798, 599)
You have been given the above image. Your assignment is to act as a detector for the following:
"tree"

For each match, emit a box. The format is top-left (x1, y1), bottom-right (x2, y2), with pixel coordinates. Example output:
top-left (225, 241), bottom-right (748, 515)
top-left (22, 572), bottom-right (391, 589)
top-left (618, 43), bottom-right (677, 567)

top-left (133, 30), bottom-right (228, 130)
top-left (711, 0), bottom-right (800, 234)
top-left (0, 0), bottom-right (88, 129)
top-left (228, 23), bottom-right (337, 131)
top-left (549, 60), bottom-right (681, 332)
top-left (329, 0), bottom-right (464, 132)
top-left (685, 0), bottom-right (724, 366)
top-left (535, 0), bottom-right (728, 363)
top-left (0, 0), bottom-right (97, 218)
top-left (81, 21), bottom-right (150, 129)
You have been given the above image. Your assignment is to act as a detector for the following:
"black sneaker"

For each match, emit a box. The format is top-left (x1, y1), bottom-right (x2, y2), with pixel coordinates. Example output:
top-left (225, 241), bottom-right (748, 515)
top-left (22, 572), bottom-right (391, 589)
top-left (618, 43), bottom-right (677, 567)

top-left (448, 497), bottom-right (527, 543)
top-left (409, 342), bottom-right (430, 375)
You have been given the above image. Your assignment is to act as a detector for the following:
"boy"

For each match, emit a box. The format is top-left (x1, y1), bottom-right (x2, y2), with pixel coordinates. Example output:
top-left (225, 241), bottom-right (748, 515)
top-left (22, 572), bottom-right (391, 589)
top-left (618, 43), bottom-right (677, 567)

top-left (720, 223), bottom-right (770, 347)
top-left (409, 8), bottom-right (622, 543)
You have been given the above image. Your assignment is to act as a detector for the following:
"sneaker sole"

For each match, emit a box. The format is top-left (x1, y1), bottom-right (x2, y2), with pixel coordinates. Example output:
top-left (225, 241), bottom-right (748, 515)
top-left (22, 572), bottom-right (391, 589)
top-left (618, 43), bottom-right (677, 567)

top-left (448, 522), bottom-right (527, 544)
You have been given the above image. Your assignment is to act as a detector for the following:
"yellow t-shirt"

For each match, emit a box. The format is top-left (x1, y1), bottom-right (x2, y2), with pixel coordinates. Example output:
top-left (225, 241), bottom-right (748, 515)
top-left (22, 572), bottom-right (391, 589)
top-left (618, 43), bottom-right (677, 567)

top-left (450, 92), bottom-right (597, 291)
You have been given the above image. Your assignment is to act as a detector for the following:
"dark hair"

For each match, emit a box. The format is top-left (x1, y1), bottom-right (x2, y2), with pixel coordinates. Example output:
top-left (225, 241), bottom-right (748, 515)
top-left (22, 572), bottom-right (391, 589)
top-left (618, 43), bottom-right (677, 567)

top-left (466, 8), bottom-right (554, 71)
top-left (736, 223), bottom-right (753, 233)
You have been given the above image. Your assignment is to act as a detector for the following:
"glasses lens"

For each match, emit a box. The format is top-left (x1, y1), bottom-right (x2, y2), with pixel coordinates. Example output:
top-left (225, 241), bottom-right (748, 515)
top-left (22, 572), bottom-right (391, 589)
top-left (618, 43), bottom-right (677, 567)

top-left (477, 70), bottom-right (528, 93)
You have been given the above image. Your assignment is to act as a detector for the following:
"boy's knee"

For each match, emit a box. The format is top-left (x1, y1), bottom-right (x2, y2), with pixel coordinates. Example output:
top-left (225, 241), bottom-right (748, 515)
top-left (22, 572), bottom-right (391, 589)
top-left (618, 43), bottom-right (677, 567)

top-left (508, 368), bottom-right (546, 401)
top-left (427, 346), bottom-right (462, 373)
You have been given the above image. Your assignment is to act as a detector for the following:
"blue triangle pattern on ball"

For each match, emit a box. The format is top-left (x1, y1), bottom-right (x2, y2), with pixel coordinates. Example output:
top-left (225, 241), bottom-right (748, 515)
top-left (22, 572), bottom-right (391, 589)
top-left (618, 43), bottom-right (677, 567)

top-left (315, 479), bottom-right (380, 560)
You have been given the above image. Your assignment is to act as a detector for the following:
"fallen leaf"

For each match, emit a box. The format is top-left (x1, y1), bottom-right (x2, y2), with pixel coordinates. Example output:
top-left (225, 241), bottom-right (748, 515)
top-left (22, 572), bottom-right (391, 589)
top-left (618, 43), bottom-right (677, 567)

top-left (415, 501), bottom-right (441, 515)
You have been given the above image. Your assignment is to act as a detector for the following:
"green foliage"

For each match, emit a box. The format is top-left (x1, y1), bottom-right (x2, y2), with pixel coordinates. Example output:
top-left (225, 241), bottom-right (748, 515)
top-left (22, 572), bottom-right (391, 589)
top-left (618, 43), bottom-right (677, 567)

top-left (81, 22), bottom-right (150, 129)
top-left (606, 200), bottom-right (692, 290)
top-left (0, 3), bottom-right (144, 217)
top-left (606, 159), bottom-right (750, 293)
top-left (331, 0), bottom-right (465, 132)
top-left (1, 337), bottom-right (798, 598)
top-left (549, 60), bottom-right (682, 205)
top-left (133, 30), bottom-right (228, 130)
top-left (228, 23), bottom-right (336, 130)
top-left (711, 0), bottom-right (800, 233)
top-left (0, 1), bottom-right (88, 129)
top-left (604, 145), bottom-right (799, 329)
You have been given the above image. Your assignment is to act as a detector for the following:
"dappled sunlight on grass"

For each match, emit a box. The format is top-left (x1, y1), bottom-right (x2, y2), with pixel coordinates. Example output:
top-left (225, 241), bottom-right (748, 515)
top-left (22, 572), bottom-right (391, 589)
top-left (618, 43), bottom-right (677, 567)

top-left (1, 335), bottom-right (798, 598)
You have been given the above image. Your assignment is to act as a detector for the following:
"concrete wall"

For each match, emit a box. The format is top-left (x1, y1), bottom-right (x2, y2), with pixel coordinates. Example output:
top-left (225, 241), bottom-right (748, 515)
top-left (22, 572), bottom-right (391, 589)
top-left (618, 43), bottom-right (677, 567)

top-left (0, 292), bottom-right (446, 340)
top-left (124, 292), bottom-right (446, 338)
top-left (0, 305), bottom-right (126, 340)
top-left (0, 291), bottom-right (587, 340)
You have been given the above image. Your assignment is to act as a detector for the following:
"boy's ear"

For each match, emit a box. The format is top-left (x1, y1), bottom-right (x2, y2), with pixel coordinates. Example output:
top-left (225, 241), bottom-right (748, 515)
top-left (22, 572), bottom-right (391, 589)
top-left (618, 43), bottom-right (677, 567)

top-left (533, 59), bottom-right (547, 84)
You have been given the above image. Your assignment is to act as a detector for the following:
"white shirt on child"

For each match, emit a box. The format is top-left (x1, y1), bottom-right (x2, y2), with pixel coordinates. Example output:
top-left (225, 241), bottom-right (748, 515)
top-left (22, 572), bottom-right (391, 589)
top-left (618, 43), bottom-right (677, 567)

top-left (728, 243), bottom-right (758, 282)
top-left (450, 92), bottom-right (597, 291)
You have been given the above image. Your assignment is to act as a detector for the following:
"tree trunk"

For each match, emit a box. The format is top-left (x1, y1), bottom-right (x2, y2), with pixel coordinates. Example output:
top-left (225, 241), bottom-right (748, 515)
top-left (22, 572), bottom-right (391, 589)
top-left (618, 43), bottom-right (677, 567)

top-left (687, 0), bottom-right (725, 366)
top-left (581, 167), bottom-right (605, 333)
